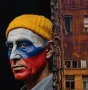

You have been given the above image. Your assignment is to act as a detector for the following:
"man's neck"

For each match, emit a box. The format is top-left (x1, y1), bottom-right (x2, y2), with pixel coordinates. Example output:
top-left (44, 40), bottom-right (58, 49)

top-left (24, 63), bottom-right (51, 90)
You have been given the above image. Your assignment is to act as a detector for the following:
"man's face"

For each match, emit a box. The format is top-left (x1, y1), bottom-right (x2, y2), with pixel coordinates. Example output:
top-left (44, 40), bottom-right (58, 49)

top-left (6, 28), bottom-right (48, 80)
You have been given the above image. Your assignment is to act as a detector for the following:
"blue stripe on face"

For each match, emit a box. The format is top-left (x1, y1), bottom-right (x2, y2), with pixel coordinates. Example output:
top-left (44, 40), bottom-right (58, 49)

top-left (7, 40), bottom-right (46, 60)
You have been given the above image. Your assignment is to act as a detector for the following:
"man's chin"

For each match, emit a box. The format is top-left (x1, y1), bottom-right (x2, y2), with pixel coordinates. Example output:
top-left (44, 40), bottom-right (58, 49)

top-left (13, 70), bottom-right (31, 80)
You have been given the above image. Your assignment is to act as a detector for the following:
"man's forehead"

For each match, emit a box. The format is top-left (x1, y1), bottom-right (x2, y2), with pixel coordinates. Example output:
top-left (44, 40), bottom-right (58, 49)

top-left (7, 28), bottom-right (47, 47)
top-left (8, 28), bottom-right (39, 37)
top-left (7, 28), bottom-right (44, 41)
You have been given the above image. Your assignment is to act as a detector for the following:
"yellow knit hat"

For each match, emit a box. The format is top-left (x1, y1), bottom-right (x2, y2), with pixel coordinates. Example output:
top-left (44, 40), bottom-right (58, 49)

top-left (6, 14), bottom-right (53, 40)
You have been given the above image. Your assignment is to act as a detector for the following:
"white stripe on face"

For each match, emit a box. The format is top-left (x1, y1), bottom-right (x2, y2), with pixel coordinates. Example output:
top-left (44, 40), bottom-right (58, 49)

top-left (7, 28), bottom-right (47, 47)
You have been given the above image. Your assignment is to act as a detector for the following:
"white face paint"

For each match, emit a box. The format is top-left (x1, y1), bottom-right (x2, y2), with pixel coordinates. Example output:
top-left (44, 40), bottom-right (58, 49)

top-left (7, 28), bottom-right (47, 47)
top-left (6, 28), bottom-right (48, 80)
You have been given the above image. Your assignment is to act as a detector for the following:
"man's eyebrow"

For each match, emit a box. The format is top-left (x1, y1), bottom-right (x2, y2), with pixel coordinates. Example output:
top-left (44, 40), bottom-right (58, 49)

top-left (16, 39), bottom-right (31, 43)
top-left (6, 38), bottom-right (30, 44)
top-left (6, 41), bottom-right (12, 44)
top-left (5, 41), bottom-right (13, 47)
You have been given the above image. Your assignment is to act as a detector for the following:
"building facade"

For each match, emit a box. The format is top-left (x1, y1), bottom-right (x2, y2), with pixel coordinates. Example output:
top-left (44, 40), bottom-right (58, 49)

top-left (62, 0), bottom-right (88, 90)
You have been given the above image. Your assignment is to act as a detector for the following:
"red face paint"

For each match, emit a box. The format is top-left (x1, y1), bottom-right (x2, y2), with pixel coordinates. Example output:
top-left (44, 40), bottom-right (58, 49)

top-left (10, 50), bottom-right (47, 80)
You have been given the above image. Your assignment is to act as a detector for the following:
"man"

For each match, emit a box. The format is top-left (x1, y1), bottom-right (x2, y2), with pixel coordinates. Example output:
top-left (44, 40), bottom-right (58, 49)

top-left (5, 14), bottom-right (53, 90)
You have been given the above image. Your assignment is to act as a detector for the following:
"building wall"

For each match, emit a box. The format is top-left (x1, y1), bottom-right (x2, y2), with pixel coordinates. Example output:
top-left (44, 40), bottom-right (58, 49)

top-left (62, 0), bottom-right (88, 90)
top-left (75, 75), bottom-right (82, 90)
top-left (62, 0), bottom-right (88, 60)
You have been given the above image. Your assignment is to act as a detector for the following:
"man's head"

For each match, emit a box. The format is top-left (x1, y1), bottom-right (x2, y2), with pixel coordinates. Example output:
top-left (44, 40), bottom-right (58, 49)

top-left (5, 14), bottom-right (53, 80)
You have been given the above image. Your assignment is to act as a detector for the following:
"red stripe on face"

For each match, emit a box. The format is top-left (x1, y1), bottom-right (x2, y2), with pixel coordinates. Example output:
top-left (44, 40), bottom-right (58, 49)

top-left (10, 50), bottom-right (47, 80)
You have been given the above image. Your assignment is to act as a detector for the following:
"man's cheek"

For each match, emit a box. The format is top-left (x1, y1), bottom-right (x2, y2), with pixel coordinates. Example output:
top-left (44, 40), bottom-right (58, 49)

top-left (10, 60), bottom-right (13, 69)
top-left (8, 51), bottom-right (11, 60)
top-left (24, 50), bottom-right (47, 74)
top-left (9, 59), bottom-right (32, 80)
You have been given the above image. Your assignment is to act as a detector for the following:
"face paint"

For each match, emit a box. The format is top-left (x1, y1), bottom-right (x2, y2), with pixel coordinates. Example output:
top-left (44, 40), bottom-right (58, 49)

top-left (6, 28), bottom-right (48, 80)
top-left (10, 50), bottom-right (47, 80)
top-left (6, 40), bottom-right (45, 59)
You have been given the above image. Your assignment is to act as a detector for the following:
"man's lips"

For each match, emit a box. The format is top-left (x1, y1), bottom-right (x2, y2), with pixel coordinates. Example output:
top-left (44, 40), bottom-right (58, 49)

top-left (12, 65), bottom-right (27, 70)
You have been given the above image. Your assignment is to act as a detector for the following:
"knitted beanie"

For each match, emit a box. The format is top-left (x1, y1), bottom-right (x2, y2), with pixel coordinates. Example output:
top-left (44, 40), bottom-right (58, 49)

top-left (6, 14), bottom-right (53, 40)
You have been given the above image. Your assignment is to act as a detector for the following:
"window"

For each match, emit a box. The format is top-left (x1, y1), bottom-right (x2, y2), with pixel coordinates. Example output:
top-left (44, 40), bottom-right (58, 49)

top-left (81, 60), bottom-right (87, 68)
top-left (65, 61), bottom-right (71, 68)
top-left (82, 76), bottom-right (88, 90)
top-left (72, 61), bottom-right (77, 68)
top-left (65, 60), bottom-right (78, 68)
top-left (65, 60), bottom-right (88, 69)
top-left (64, 15), bottom-right (72, 32)
top-left (66, 75), bottom-right (75, 90)
top-left (84, 28), bottom-right (88, 32)
top-left (78, 60), bottom-right (81, 68)
top-left (84, 16), bottom-right (88, 33)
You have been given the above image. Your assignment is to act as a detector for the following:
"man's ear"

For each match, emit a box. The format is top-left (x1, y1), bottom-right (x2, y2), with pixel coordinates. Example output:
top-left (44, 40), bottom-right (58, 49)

top-left (46, 40), bottom-right (53, 59)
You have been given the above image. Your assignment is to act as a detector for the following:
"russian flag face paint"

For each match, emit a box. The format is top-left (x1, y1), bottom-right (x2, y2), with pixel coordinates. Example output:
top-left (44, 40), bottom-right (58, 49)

top-left (6, 28), bottom-right (48, 80)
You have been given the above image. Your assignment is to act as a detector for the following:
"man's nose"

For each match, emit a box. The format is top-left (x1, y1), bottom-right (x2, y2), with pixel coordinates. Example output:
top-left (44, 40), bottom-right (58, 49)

top-left (10, 46), bottom-right (21, 60)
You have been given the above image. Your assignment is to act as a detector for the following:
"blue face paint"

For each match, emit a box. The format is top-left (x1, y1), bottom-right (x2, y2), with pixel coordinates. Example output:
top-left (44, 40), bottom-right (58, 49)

top-left (6, 40), bottom-right (46, 60)
top-left (6, 41), bottom-right (13, 58)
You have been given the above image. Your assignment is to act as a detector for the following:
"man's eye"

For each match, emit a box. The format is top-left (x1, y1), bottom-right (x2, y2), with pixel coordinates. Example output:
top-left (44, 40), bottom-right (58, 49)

top-left (19, 43), bottom-right (28, 49)
top-left (8, 45), bottom-right (13, 51)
